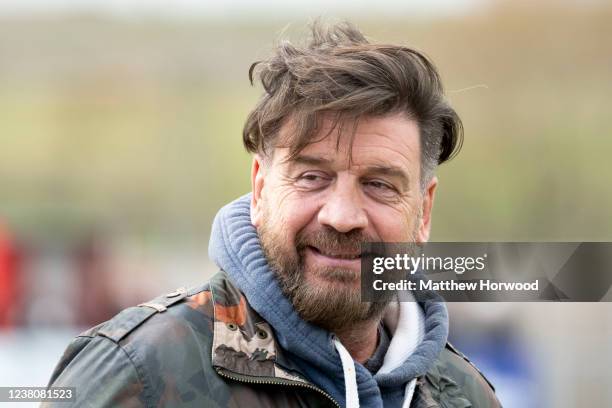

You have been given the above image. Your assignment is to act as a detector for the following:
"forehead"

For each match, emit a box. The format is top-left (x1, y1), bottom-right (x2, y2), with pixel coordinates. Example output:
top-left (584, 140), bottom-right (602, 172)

top-left (276, 113), bottom-right (421, 171)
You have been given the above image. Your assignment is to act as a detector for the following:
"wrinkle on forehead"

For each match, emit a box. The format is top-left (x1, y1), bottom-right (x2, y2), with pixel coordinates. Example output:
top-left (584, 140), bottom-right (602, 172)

top-left (277, 112), bottom-right (421, 181)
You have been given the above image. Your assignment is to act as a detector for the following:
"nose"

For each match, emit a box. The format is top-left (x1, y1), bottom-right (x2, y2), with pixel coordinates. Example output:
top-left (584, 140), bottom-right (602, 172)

top-left (317, 180), bottom-right (368, 233)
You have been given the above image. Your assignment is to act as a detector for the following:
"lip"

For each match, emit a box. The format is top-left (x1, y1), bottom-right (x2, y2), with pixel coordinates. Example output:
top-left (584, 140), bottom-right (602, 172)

top-left (305, 246), bottom-right (362, 271)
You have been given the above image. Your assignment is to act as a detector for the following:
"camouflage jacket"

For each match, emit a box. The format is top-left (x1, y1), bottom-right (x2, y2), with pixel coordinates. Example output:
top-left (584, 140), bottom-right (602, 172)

top-left (45, 270), bottom-right (502, 407)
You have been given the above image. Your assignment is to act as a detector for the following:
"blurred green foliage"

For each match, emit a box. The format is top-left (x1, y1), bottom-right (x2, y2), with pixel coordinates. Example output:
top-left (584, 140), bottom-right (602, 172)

top-left (0, 4), bottom-right (611, 243)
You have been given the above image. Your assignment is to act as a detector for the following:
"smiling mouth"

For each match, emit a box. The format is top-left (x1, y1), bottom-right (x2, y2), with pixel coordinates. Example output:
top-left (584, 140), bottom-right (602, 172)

top-left (308, 245), bottom-right (361, 260)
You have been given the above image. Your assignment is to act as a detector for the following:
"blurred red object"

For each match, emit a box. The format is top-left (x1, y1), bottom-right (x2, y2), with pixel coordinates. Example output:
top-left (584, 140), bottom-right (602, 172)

top-left (0, 222), bottom-right (22, 328)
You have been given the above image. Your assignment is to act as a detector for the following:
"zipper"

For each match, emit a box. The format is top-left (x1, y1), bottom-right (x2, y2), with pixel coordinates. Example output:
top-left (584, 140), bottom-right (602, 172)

top-left (215, 367), bottom-right (341, 408)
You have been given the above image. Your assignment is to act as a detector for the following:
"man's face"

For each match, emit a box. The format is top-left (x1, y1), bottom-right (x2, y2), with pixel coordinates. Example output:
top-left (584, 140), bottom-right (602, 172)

top-left (250, 112), bottom-right (437, 332)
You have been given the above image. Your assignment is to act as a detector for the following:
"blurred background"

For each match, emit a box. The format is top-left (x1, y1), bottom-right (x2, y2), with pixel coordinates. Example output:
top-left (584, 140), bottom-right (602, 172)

top-left (1, 0), bottom-right (612, 406)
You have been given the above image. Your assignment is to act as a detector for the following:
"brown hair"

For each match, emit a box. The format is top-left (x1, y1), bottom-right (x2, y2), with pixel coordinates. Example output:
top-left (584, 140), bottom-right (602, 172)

top-left (243, 21), bottom-right (463, 189)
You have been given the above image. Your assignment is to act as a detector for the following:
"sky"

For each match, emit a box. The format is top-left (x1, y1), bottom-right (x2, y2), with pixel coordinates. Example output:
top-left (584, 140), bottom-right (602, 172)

top-left (0, 0), bottom-right (486, 19)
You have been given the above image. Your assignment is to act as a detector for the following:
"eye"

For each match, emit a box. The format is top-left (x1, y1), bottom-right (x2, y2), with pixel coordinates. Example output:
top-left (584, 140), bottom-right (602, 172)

top-left (363, 179), bottom-right (399, 199)
top-left (365, 180), bottom-right (391, 190)
top-left (294, 171), bottom-right (331, 190)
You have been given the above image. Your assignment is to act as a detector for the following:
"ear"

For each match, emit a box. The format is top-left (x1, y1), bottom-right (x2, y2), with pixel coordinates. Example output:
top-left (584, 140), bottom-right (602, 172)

top-left (250, 154), bottom-right (266, 227)
top-left (417, 176), bottom-right (438, 243)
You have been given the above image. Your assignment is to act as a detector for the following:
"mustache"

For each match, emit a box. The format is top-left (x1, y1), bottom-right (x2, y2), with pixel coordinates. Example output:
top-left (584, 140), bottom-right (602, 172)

top-left (295, 227), bottom-right (375, 255)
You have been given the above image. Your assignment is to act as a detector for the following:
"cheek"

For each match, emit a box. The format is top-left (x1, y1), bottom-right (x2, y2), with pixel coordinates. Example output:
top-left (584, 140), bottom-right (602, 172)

top-left (369, 201), bottom-right (421, 241)
top-left (374, 216), bottom-right (410, 241)
top-left (269, 189), bottom-right (320, 239)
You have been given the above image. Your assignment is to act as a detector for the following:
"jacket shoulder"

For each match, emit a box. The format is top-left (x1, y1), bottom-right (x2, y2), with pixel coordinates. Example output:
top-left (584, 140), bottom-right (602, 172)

top-left (96, 284), bottom-right (210, 343)
top-left (421, 342), bottom-right (502, 408)
top-left (444, 342), bottom-right (496, 391)
top-left (46, 284), bottom-right (222, 407)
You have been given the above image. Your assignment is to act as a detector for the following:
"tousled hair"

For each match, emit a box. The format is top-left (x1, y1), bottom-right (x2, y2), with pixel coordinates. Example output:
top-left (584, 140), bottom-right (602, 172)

top-left (243, 21), bottom-right (463, 189)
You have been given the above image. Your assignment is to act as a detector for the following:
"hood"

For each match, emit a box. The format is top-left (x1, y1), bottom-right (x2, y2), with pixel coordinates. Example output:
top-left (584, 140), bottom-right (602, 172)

top-left (208, 194), bottom-right (449, 407)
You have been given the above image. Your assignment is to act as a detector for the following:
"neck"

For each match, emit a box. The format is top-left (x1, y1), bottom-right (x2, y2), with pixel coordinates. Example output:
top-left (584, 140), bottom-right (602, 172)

top-left (334, 319), bottom-right (381, 364)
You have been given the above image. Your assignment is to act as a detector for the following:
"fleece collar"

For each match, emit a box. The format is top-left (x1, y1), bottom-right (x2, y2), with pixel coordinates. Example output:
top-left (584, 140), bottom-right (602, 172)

top-left (208, 194), bottom-right (449, 407)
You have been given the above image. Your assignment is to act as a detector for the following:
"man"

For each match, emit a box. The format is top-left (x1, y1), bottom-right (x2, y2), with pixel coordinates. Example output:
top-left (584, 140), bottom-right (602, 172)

top-left (45, 22), bottom-right (501, 407)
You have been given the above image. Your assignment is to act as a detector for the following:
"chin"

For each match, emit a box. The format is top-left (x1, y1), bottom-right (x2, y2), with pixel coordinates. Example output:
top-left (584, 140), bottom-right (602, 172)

top-left (305, 266), bottom-right (361, 289)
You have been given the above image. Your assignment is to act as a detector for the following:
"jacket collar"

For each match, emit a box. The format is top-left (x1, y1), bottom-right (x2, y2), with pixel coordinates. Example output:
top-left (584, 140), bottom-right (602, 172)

top-left (208, 270), bottom-right (312, 384)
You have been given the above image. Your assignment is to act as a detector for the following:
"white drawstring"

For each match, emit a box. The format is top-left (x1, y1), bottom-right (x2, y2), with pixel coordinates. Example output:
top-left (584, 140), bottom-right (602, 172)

top-left (403, 378), bottom-right (417, 408)
top-left (334, 338), bottom-right (360, 408)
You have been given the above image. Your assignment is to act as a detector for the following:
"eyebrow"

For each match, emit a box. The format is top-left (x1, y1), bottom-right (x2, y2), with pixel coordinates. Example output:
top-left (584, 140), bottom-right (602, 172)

top-left (287, 154), bottom-right (411, 188)
top-left (367, 164), bottom-right (409, 178)
top-left (286, 154), bottom-right (334, 166)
